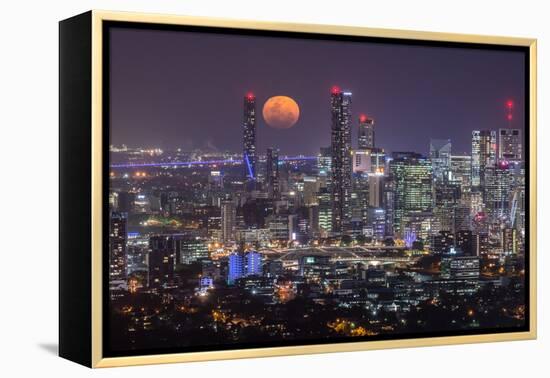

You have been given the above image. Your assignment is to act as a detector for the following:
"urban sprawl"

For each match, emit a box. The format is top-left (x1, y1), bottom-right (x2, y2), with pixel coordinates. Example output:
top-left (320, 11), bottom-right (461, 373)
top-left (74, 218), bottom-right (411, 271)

top-left (108, 88), bottom-right (526, 352)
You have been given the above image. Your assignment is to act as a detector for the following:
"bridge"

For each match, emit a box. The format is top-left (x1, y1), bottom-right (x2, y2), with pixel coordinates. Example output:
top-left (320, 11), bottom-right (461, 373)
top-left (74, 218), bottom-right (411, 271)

top-left (110, 155), bottom-right (318, 169)
top-left (260, 245), bottom-right (415, 265)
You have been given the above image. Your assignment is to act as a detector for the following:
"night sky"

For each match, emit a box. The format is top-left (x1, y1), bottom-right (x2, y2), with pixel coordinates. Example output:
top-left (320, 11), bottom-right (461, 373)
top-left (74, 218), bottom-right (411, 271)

top-left (109, 27), bottom-right (525, 156)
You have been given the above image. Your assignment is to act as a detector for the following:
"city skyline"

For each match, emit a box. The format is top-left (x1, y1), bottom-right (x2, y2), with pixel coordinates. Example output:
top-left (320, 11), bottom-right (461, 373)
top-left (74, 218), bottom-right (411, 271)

top-left (106, 26), bottom-right (527, 356)
top-left (109, 27), bottom-right (525, 155)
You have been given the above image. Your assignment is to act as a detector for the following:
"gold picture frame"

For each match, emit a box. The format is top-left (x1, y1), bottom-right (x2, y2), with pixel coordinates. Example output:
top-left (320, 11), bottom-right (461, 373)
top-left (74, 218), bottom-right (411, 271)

top-left (59, 10), bottom-right (537, 368)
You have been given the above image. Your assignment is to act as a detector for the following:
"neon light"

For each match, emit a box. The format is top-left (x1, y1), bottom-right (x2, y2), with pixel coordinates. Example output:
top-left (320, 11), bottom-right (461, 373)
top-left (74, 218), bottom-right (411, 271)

top-left (110, 159), bottom-right (238, 168)
top-left (404, 230), bottom-right (417, 248)
top-left (109, 156), bottom-right (317, 169)
top-left (244, 153), bottom-right (254, 179)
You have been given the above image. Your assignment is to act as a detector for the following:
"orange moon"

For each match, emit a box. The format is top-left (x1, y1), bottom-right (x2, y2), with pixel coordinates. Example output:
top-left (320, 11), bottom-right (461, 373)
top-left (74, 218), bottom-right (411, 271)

top-left (262, 96), bottom-right (300, 129)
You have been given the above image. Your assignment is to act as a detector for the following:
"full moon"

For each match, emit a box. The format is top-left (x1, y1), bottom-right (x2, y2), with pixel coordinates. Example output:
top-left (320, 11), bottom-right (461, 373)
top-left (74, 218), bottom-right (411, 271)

top-left (262, 96), bottom-right (300, 129)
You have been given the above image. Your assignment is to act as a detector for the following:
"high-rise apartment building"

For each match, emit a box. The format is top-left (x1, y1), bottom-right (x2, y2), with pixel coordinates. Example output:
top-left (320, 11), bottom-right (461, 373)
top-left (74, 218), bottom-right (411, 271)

top-left (430, 139), bottom-right (452, 182)
top-left (266, 147), bottom-right (280, 199)
top-left (221, 199), bottom-right (236, 242)
top-left (330, 87), bottom-right (353, 234)
top-left (358, 114), bottom-right (375, 149)
top-left (109, 212), bottom-right (127, 282)
top-left (471, 130), bottom-right (496, 188)
top-left (388, 152), bottom-right (433, 235)
top-left (243, 93), bottom-right (257, 180)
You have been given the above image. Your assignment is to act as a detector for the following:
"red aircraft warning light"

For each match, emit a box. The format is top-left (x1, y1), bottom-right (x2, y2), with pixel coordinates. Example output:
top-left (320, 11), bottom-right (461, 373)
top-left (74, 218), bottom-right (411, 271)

top-left (246, 92), bottom-right (255, 100)
top-left (505, 99), bottom-right (514, 123)
top-left (331, 85), bottom-right (341, 95)
top-left (359, 114), bottom-right (368, 123)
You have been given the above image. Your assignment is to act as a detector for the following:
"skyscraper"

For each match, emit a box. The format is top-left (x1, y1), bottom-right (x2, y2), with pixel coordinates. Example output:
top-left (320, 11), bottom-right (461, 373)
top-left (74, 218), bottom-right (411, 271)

top-left (429, 139), bottom-right (452, 182)
top-left (366, 207), bottom-right (386, 240)
top-left (498, 129), bottom-right (522, 162)
top-left (221, 199), bottom-right (236, 242)
top-left (368, 175), bottom-right (384, 208)
top-left (501, 227), bottom-right (518, 255)
top-left (148, 235), bottom-right (176, 289)
top-left (450, 155), bottom-right (472, 190)
top-left (109, 212), bottom-right (127, 282)
top-left (266, 147), bottom-right (280, 199)
top-left (358, 114), bottom-right (375, 149)
top-left (303, 176), bottom-right (320, 206)
top-left (388, 152), bottom-right (433, 235)
top-left (433, 178), bottom-right (461, 232)
top-left (317, 187), bottom-right (333, 234)
top-left (330, 87), bottom-right (353, 234)
top-left (318, 146), bottom-right (332, 188)
top-left (352, 149), bottom-right (372, 173)
top-left (484, 162), bottom-right (512, 222)
top-left (370, 148), bottom-right (386, 175)
top-left (471, 130), bottom-right (496, 188)
top-left (243, 92), bottom-right (257, 180)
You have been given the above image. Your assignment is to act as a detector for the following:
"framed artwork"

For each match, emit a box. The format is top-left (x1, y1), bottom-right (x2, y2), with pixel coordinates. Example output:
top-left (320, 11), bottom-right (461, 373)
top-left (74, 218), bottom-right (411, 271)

top-left (59, 10), bottom-right (537, 368)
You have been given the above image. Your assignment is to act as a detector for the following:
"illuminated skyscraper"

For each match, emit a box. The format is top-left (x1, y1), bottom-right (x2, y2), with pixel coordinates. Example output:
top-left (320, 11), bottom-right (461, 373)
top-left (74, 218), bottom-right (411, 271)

top-left (454, 203), bottom-right (472, 232)
top-left (430, 139), bottom-right (452, 182)
top-left (266, 147), bottom-right (280, 199)
top-left (303, 176), bottom-right (320, 206)
top-left (351, 174), bottom-right (369, 224)
top-left (352, 149), bottom-right (372, 173)
top-left (221, 199), bottom-right (236, 242)
top-left (368, 175), bottom-right (384, 208)
top-left (498, 128), bottom-right (522, 162)
top-left (370, 148), bottom-right (386, 174)
top-left (317, 187), bottom-right (332, 234)
top-left (318, 146), bottom-right (332, 188)
top-left (484, 161), bottom-right (512, 222)
top-left (450, 155), bottom-right (472, 190)
top-left (358, 114), bottom-right (375, 149)
top-left (330, 86), bottom-right (353, 234)
top-left (388, 152), bottom-right (433, 235)
top-left (366, 207), bottom-right (386, 240)
top-left (109, 212), bottom-right (127, 282)
top-left (433, 178), bottom-right (460, 232)
top-left (501, 227), bottom-right (518, 255)
top-left (148, 235), bottom-right (176, 289)
top-left (243, 93), bottom-right (257, 180)
top-left (471, 130), bottom-right (496, 188)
